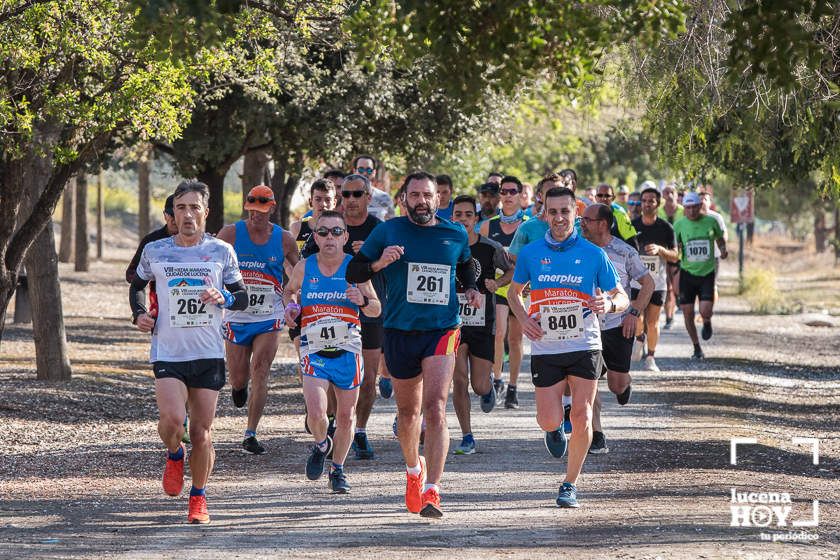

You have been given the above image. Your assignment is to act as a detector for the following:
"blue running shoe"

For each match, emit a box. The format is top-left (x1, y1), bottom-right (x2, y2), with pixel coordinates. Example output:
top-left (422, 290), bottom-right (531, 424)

top-left (563, 405), bottom-right (572, 434)
top-left (392, 415), bottom-right (399, 438)
top-left (181, 416), bottom-right (190, 444)
top-left (544, 429), bottom-right (567, 459)
top-left (454, 435), bottom-right (476, 455)
top-left (480, 386), bottom-right (496, 413)
top-left (352, 431), bottom-right (375, 460)
top-left (329, 468), bottom-right (351, 494)
top-left (379, 377), bottom-right (393, 399)
top-left (306, 436), bottom-right (332, 481)
top-left (556, 482), bottom-right (579, 508)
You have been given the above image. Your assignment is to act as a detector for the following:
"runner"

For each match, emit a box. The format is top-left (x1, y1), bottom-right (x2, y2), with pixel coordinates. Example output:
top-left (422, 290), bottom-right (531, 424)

top-left (520, 182), bottom-right (535, 217)
top-left (450, 195), bottom-right (513, 454)
top-left (290, 179), bottom-right (337, 252)
top-left (301, 173), bottom-right (387, 460)
top-left (626, 191), bottom-right (642, 221)
top-left (352, 155), bottom-right (395, 221)
top-left (580, 203), bottom-right (653, 454)
top-left (476, 182), bottom-right (501, 230)
top-left (487, 172), bottom-right (504, 185)
top-left (631, 187), bottom-right (679, 371)
top-left (658, 183), bottom-right (684, 330)
top-left (435, 174), bottom-right (455, 220)
top-left (507, 186), bottom-right (628, 508)
top-left (347, 171), bottom-right (481, 518)
top-left (594, 184), bottom-right (638, 248)
top-left (615, 185), bottom-right (630, 210)
top-left (699, 188), bottom-right (729, 301)
top-left (283, 210), bottom-right (381, 493)
top-left (480, 175), bottom-right (527, 409)
top-left (674, 192), bottom-right (728, 359)
top-left (217, 186), bottom-right (299, 454)
top-left (129, 180), bottom-right (248, 524)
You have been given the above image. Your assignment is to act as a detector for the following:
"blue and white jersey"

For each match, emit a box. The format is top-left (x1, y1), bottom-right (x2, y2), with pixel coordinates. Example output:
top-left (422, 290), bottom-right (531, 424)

top-left (224, 220), bottom-right (286, 324)
top-left (136, 234), bottom-right (242, 362)
top-left (512, 231), bottom-right (619, 355)
top-left (299, 254), bottom-right (362, 356)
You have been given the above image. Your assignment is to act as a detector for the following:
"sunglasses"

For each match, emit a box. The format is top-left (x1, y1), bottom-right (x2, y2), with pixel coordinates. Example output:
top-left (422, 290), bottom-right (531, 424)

top-left (341, 190), bottom-right (366, 198)
top-left (595, 193), bottom-right (613, 199)
top-left (355, 167), bottom-right (375, 175)
top-left (247, 196), bottom-right (273, 204)
top-left (315, 226), bottom-right (346, 237)
top-left (500, 188), bottom-right (520, 196)
top-left (628, 200), bottom-right (642, 206)
top-left (580, 217), bottom-right (605, 223)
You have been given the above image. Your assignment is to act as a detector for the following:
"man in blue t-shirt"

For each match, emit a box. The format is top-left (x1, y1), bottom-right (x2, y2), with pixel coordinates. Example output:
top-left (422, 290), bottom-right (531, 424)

top-left (507, 187), bottom-right (629, 509)
top-left (347, 171), bottom-right (481, 519)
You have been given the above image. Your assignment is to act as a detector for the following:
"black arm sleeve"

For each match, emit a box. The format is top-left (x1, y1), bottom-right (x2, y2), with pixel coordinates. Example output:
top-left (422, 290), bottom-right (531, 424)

top-left (300, 235), bottom-right (319, 259)
top-left (346, 252), bottom-right (375, 283)
top-left (225, 280), bottom-right (248, 311)
top-left (456, 259), bottom-right (478, 292)
top-left (129, 276), bottom-right (150, 320)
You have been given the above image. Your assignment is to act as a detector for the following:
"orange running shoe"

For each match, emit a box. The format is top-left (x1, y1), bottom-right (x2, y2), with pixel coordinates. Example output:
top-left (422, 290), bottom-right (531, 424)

top-left (162, 443), bottom-right (185, 497)
top-left (187, 494), bottom-right (210, 524)
top-left (420, 487), bottom-right (443, 518)
top-left (405, 456), bottom-right (426, 514)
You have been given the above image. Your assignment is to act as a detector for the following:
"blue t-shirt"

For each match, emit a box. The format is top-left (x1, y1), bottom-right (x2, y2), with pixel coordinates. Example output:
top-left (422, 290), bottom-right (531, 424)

top-left (512, 232), bottom-right (619, 354)
top-left (360, 217), bottom-right (471, 331)
top-left (436, 200), bottom-right (454, 220)
top-left (509, 218), bottom-right (549, 256)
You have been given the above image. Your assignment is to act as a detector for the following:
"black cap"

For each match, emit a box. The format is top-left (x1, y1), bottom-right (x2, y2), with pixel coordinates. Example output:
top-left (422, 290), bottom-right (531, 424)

top-left (477, 182), bottom-right (500, 194)
top-left (163, 194), bottom-right (175, 216)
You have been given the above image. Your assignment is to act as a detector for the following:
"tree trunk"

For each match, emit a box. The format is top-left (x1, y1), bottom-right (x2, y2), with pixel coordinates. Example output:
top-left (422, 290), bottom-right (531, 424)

top-left (269, 150), bottom-right (288, 227)
top-left (25, 219), bottom-right (72, 381)
top-left (96, 173), bottom-right (104, 259)
top-left (74, 171), bottom-right (89, 272)
top-left (138, 148), bottom-right (152, 239)
top-left (58, 179), bottom-right (74, 263)
top-left (835, 207), bottom-right (840, 266)
top-left (197, 167), bottom-right (228, 234)
top-left (269, 147), bottom-right (302, 229)
top-left (814, 209), bottom-right (827, 253)
top-left (242, 149), bottom-right (271, 218)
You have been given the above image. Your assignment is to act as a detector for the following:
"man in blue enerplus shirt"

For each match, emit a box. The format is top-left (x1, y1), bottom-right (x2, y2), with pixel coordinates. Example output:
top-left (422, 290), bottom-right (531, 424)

top-left (347, 171), bottom-right (481, 519)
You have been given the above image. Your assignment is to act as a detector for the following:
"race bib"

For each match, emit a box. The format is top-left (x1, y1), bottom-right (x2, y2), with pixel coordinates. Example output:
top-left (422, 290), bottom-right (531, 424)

top-left (406, 263), bottom-right (451, 305)
top-left (304, 318), bottom-right (350, 351)
top-left (640, 255), bottom-right (660, 275)
top-left (245, 283), bottom-right (275, 316)
top-left (168, 285), bottom-right (215, 327)
top-left (540, 302), bottom-right (584, 341)
top-left (458, 293), bottom-right (485, 327)
top-left (685, 239), bottom-right (710, 263)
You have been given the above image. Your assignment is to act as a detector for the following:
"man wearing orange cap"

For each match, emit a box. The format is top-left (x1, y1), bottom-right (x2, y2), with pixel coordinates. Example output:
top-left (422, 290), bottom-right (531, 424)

top-left (217, 185), bottom-right (300, 454)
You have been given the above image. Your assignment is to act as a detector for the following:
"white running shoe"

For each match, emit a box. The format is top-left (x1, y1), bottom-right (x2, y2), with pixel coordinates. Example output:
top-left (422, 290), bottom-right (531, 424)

top-left (644, 355), bottom-right (660, 372)
top-left (631, 337), bottom-right (646, 362)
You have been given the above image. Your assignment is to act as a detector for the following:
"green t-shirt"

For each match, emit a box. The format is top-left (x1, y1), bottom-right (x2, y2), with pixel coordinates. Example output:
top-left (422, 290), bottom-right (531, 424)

top-left (674, 215), bottom-right (723, 276)
top-left (658, 204), bottom-right (684, 224)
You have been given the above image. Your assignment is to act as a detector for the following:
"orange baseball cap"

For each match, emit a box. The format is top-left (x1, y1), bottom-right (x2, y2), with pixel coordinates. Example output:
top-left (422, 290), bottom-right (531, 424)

top-left (244, 185), bottom-right (276, 212)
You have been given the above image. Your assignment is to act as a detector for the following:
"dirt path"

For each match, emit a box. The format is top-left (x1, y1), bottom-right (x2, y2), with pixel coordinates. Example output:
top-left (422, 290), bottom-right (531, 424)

top-left (1, 257), bottom-right (838, 559)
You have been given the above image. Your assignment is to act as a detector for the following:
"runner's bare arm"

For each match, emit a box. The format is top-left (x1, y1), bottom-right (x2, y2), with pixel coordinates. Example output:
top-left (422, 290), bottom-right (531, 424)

top-left (347, 280), bottom-right (381, 318)
top-left (646, 243), bottom-right (679, 263)
top-left (216, 224), bottom-right (236, 245)
top-left (282, 230), bottom-right (300, 268)
top-left (716, 237), bottom-right (728, 259)
top-left (625, 273), bottom-right (654, 337)
top-left (507, 281), bottom-right (542, 341)
top-left (289, 221), bottom-right (301, 239)
top-left (282, 260), bottom-right (305, 327)
top-left (591, 285), bottom-right (629, 314)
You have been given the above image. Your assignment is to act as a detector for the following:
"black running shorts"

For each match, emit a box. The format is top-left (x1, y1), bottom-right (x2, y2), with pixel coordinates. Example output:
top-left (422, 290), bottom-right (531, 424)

top-left (459, 327), bottom-right (494, 362)
top-left (530, 350), bottom-right (603, 387)
top-left (153, 358), bottom-right (226, 391)
top-left (360, 320), bottom-right (384, 350)
top-left (600, 326), bottom-right (633, 374)
top-left (679, 270), bottom-right (715, 305)
top-left (631, 288), bottom-right (666, 307)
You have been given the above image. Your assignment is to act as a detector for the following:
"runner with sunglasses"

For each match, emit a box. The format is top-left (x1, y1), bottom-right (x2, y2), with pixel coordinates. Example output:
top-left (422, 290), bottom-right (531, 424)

top-left (300, 173), bottom-right (387, 461)
top-left (217, 186), bottom-right (299, 455)
top-left (352, 154), bottom-right (395, 221)
top-left (594, 184), bottom-right (638, 249)
top-left (347, 171), bottom-right (481, 518)
top-left (283, 211), bottom-right (381, 493)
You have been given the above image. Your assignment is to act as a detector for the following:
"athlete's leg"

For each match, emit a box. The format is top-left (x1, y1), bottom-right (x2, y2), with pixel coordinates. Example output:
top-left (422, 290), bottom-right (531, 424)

top-left (186, 387), bottom-right (221, 489)
top-left (331, 385), bottom-right (360, 465)
top-left (420, 354), bottom-right (457, 486)
top-left (507, 313), bottom-right (523, 386)
top-left (245, 331), bottom-right (281, 433)
top-left (607, 370), bottom-right (631, 395)
top-left (392, 374), bottom-right (423, 467)
top-left (565, 376), bottom-right (598, 484)
top-left (155, 378), bottom-right (188, 452)
top-left (225, 340), bottom-right (251, 396)
top-left (682, 302), bottom-right (699, 345)
top-left (699, 300), bottom-right (714, 322)
top-left (645, 304), bottom-right (663, 354)
top-left (592, 392), bottom-right (603, 432)
top-left (355, 348), bottom-right (381, 430)
top-left (327, 386), bottom-right (337, 418)
top-left (492, 304), bottom-right (508, 382)
top-left (452, 344), bottom-right (472, 436)
top-left (468, 355), bottom-right (493, 396)
top-left (534, 379), bottom-right (569, 432)
top-left (303, 376), bottom-right (330, 443)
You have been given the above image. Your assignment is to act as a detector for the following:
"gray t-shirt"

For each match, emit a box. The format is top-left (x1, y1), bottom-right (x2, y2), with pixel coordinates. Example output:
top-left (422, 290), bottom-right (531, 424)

top-left (601, 236), bottom-right (648, 331)
top-left (367, 187), bottom-right (395, 221)
top-left (137, 234), bottom-right (242, 362)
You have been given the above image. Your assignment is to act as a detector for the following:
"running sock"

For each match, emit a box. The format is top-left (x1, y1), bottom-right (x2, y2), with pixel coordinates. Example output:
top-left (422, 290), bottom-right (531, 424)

top-left (423, 483), bottom-right (439, 494)
top-left (355, 427), bottom-right (366, 435)
top-left (331, 462), bottom-right (343, 472)
top-left (509, 384), bottom-right (517, 390)
top-left (189, 486), bottom-right (205, 497)
top-left (562, 395), bottom-right (572, 407)
top-left (636, 335), bottom-right (645, 342)
top-left (648, 350), bottom-right (655, 357)
top-left (168, 446), bottom-right (184, 461)
top-left (462, 432), bottom-right (474, 441)
top-left (244, 430), bottom-right (257, 438)
top-left (317, 438), bottom-right (329, 452)
top-left (406, 464), bottom-right (422, 476)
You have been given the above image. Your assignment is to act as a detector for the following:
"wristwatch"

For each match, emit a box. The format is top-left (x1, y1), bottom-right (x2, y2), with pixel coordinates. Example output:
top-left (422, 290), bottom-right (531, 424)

top-left (628, 306), bottom-right (640, 317)
top-left (606, 296), bottom-right (615, 313)
top-left (361, 295), bottom-right (370, 308)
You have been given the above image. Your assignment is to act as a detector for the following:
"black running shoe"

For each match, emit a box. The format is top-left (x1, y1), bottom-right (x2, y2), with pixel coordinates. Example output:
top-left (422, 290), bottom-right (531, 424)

top-left (588, 431), bottom-right (609, 454)
top-left (327, 415), bottom-right (336, 438)
top-left (231, 385), bottom-right (248, 408)
top-left (563, 404), bottom-right (572, 434)
top-left (352, 431), bottom-right (375, 460)
top-left (692, 347), bottom-right (705, 360)
top-left (242, 435), bottom-right (266, 455)
top-left (504, 385), bottom-right (519, 409)
top-left (306, 436), bottom-right (332, 481)
top-left (329, 468), bottom-right (350, 494)
top-left (616, 385), bottom-right (632, 406)
top-left (701, 321), bottom-right (713, 340)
